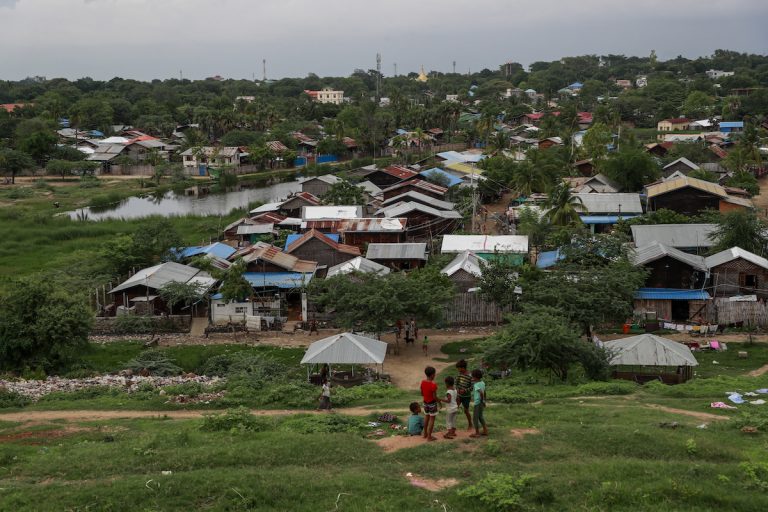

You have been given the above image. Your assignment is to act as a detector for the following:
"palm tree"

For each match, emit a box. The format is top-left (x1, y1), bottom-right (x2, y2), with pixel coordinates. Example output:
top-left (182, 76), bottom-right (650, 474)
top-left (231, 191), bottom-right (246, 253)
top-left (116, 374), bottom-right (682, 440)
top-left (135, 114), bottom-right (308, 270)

top-left (511, 161), bottom-right (547, 197)
top-left (544, 181), bottom-right (586, 226)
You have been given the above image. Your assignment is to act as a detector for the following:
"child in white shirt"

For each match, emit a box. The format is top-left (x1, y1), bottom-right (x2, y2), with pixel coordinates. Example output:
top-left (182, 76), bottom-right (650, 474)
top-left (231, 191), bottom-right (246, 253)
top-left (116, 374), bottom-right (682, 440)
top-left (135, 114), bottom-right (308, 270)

top-left (442, 376), bottom-right (458, 438)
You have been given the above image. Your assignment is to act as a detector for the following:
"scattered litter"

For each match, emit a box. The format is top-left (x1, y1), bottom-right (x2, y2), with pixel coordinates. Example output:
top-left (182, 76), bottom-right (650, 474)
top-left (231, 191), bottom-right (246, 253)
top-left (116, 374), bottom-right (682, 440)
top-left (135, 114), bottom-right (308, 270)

top-left (696, 423), bottom-right (708, 429)
top-left (728, 393), bottom-right (745, 404)
top-left (750, 400), bottom-right (766, 405)
top-left (366, 422), bottom-right (380, 428)
top-left (712, 360), bottom-right (719, 365)
top-left (405, 472), bottom-right (459, 492)
top-left (741, 426), bottom-right (759, 434)
top-left (744, 392), bottom-right (758, 397)
top-left (757, 389), bottom-right (768, 394)
top-left (161, 471), bottom-right (172, 476)
top-left (164, 391), bottom-right (225, 405)
top-left (377, 413), bottom-right (397, 422)
top-left (659, 421), bottom-right (679, 429)
top-left (711, 402), bottom-right (737, 410)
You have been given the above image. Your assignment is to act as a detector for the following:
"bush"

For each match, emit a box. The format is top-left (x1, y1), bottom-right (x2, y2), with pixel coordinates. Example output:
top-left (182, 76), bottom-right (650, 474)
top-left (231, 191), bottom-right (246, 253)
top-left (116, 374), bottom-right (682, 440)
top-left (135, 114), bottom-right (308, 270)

top-left (114, 315), bottom-right (155, 334)
top-left (280, 414), bottom-right (366, 434)
top-left (331, 382), bottom-right (405, 407)
top-left (78, 176), bottom-right (101, 189)
top-left (162, 381), bottom-right (207, 397)
top-left (740, 461), bottom-right (768, 491)
top-left (574, 381), bottom-right (638, 396)
top-left (7, 188), bottom-right (33, 199)
top-left (39, 386), bottom-right (122, 402)
top-left (0, 389), bottom-right (30, 409)
top-left (202, 352), bottom-right (286, 381)
top-left (733, 409), bottom-right (768, 431)
top-left (88, 192), bottom-right (122, 209)
top-left (200, 407), bottom-right (270, 433)
top-left (123, 350), bottom-right (182, 376)
top-left (458, 473), bottom-right (535, 511)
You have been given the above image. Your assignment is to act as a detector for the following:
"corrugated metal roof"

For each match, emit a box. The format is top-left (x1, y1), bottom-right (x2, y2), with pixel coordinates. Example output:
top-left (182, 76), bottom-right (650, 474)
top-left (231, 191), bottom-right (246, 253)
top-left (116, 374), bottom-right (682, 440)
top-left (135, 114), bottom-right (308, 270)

top-left (235, 242), bottom-right (317, 273)
top-left (302, 205), bottom-right (363, 220)
top-left (250, 202), bottom-right (282, 214)
top-left (326, 256), bottom-right (391, 278)
top-left (582, 173), bottom-right (620, 193)
top-left (634, 288), bottom-right (710, 300)
top-left (441, 251), bottom-right (486, 278)
top-left (367, 243), bottom-right (428, 260)
top-left (663, 157), bottom-right (699, 171)
top-left (243, 272), bottom-right (313, 289)
top-left (381, 165), bottom-right (418, 179)
top-left (285, 229), bottom-right (360, 256)
top-left (646, 176), bottom-right (728, 199)
top-left (441, 235), bottom-right (529, 254)
top-left (719, 121), bottom-right (744, 128)
top-left (536, 249), bottom-right (563, 269)
top-left (419, 168), bottom-right (463, 187)
top-left (357, 180), bottom-right (382, 196)
top-left (443, 161), bottom-right (478, 174)
top-left (381, 191), bottom-right (455, 211)
top-left (177, 242), bottom-right (237, 260)
top-left (705, 247), bottom-right (768, 271)
top-left (237, 224), bottom-right (275, 235)
top-left (377, 201), bottom-right (462, 220)
top-left (302, 218), bottom-right (407, 232)
top-left (266, 140), bottom-right (288, 152)
top-left (630, 224), bottom-right (717, 249)
top-left (284, 232), bottom-right (339, 250)
top-left (630, 242), bottom-right (707, 271)
top-left (110, 262), bottom-right (203, 294)
top-left (573, 193), bottom-right (643, 214)
top-left (604, 334), bottom-right (699, 366)
top-left (580, 215), bottom-right (639, 224)
top-left (300, 175), bottom-right (341, 186)
top-left (381, 179), bottom-right (448, 197)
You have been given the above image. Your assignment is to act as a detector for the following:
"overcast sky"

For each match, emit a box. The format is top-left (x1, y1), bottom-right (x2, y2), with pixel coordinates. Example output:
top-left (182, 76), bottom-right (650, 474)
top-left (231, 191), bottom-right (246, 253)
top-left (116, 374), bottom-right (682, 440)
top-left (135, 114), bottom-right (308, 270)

top-left (1, 0), bottom-right (766, 81)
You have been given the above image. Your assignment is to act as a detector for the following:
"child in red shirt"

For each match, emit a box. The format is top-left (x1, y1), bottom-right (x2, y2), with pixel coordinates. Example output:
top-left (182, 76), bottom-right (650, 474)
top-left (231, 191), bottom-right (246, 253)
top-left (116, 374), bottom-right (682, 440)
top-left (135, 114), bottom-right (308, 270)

top-left (420, 366), bottom-right (439, 441)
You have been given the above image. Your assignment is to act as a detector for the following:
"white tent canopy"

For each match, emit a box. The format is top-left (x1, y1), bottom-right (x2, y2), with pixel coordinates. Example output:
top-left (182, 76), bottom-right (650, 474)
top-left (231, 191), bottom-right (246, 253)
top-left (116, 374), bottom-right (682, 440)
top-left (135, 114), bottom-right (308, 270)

top-left (604, 334), bottom-right (698, 367)
top-left (300, 332), bottom-right (388, 365)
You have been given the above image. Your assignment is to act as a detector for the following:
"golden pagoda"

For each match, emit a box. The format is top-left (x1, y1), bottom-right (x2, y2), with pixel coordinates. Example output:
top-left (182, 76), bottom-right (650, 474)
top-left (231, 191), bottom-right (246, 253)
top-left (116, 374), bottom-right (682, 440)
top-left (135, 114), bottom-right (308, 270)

top-left (416, 65), bottom-right (428, 83)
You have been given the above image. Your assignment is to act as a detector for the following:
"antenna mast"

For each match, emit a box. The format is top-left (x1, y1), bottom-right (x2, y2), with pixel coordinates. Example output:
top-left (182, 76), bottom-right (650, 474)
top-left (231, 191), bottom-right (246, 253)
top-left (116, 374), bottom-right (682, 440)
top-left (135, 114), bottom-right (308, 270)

top-left (376, 53), bottom-right (382, 100)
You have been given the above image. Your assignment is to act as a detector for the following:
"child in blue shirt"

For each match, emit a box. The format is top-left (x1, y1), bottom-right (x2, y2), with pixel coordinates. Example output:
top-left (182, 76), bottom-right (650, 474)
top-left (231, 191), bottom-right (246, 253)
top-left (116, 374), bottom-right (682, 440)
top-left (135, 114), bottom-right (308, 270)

top-left (407, 402), bottom-right (425, 436)
top-left (469, 369), bottom-right (488, 438)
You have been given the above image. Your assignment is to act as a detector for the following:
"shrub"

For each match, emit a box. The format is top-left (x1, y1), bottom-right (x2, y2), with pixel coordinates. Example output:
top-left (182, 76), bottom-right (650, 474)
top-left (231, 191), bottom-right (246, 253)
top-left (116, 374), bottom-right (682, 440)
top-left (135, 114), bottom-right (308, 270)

top-left (7, 188), bottom-right (33, 199)
top-left (162, 381), bottom-right (207, 397)
top-left (280, 414), bottom-right (366, 434)
top-left (114, 315), bottom-right (155, 334)
top-left (0, 389), bottom-right (30, 409)
top-left (740, 461), bottom-right (768, 491)
top-left (733, 409), bottom-right (768, 431)
top-left (574, 381), bottom-right (637, 396)
top-left (200, 407), bottom-right (270, 433)
top-left (78, 176), bottom-right (101, 188)
top-left (123, 350), bottom-right (182, 376)
top-left (202, 352), bottom-right (286, 381)
top-left (331, 382), bottom-right (405, 407)
top-left (40, 386), bottom-right (122, 402)
top-left (458, 473), bottom-right (535, 511)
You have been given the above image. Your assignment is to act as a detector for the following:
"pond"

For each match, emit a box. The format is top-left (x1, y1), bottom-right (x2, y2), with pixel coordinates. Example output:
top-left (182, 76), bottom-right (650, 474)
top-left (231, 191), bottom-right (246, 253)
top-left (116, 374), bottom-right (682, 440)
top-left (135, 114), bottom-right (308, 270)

top-left (69, 180), bottom-right (301, 220)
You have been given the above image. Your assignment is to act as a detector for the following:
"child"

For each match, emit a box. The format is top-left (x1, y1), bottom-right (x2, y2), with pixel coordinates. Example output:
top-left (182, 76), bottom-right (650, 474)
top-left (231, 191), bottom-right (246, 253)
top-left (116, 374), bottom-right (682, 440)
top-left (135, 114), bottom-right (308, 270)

top-left (407, 402), bottom-right (424, 436)
top-left (422, 335), bottom-right (429, 356)
top-left (455, 359), bottom-right (473, 430)
top-left (469, 369), bottom-right (488, 438)
top-left (441, 376), bottom-right (458, 439)
top-left (420, 366), bottom-right (439, 441)
top-left (317, 379), bottom-right (331, 411)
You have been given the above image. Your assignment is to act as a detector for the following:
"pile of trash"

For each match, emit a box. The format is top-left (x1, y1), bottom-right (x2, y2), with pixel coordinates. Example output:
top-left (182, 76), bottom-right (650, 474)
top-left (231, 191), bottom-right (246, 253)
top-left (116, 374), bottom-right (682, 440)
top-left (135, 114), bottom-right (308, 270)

top-left (0, 374), bottom-right (223, 401)
top-left (163, 390), bottom-right (226, 405)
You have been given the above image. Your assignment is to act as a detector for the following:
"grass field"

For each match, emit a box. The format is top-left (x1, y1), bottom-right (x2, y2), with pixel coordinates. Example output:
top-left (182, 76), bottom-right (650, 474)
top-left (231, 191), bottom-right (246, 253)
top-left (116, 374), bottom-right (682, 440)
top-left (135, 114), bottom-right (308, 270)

top-left (1, 340), bottom-right (767, 511)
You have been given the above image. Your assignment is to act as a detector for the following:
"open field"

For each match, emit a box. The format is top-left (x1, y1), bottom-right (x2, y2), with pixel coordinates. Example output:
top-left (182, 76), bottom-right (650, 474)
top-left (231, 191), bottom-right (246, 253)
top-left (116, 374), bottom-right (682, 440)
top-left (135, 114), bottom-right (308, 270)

top-left (1, 339), bottom-right (768, 511)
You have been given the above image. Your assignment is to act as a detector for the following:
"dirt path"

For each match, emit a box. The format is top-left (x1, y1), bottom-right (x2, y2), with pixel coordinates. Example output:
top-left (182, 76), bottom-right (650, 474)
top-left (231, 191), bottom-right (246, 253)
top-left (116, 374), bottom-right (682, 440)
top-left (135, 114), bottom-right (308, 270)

top-left (747, 363), bottom-right (768, 377)
top-left (751, 175), bottom-right (768, 220)
top-left (0, 406), bottom-right (379, 424)
top-left (644, 404), bottom-right (729, 421)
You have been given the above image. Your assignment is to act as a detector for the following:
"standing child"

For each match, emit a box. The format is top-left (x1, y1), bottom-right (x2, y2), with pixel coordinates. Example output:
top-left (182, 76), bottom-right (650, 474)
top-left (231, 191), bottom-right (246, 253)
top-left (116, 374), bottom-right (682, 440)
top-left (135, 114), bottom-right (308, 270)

top-left (407, 402), bottom-right (424, 436)
top-left (422, 335), bottom-right (429, 356)
top-left (455, 359), bottom-right (473, 430)
top-left (317, 379), bottom-right (331, 411)
top-left (441, 376), bottom-right (458, 439)
top-left (420, 366), bottom-right (439, 441)
top-left (469, 369), bottom-right (488, 437)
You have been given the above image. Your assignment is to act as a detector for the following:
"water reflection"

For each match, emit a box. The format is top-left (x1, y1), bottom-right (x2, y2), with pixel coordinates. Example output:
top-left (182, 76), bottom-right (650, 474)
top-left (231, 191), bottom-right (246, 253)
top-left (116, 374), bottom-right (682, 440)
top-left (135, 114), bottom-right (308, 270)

top-left (69, 180), bottom-right (301, 220)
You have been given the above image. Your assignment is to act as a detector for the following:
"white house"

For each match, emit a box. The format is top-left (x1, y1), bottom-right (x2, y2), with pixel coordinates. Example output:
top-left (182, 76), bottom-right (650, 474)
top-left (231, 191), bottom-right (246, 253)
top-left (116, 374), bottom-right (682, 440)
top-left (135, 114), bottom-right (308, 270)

top-left (305, 87), bottom-right (344, 105)
top-left (180, 147), bottom-right (246, 169)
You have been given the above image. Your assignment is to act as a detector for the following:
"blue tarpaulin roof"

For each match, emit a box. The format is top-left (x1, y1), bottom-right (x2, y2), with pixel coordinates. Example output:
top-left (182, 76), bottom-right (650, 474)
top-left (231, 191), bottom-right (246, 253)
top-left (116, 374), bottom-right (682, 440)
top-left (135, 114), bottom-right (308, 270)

top-left (419, 168), bottom-right (463, 187)
top-left (635, 288), bottom-right (710, 300)
top-left (580, 215), bottom-right (639, 224)
top-left (243, 272), bottom-right (313, 289)
top-left (284, 233), bottom-right (339, 251)
top-left (176, 242), bottom-right (237, 260)
top-left (719, 122), bottom-right (744, 129)
top-left (536, 249), bottom-right (564, 269)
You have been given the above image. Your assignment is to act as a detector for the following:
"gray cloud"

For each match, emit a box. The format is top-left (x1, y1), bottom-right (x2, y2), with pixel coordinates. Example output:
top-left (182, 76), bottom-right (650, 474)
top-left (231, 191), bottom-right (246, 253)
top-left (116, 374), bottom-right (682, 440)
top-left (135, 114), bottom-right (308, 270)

top-left (0, 0), bottom-right (19, 9)
top-left (0, 0), bottom-right (766, 80)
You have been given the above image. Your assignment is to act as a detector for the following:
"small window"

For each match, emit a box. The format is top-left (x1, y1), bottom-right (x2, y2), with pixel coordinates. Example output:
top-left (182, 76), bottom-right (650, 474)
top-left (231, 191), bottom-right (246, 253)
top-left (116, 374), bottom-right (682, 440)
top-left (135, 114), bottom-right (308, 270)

top-left (216, 303), bottom-right (225, 308)
top-left (234, 307), bottom-right (247, 314)
top-left (739, 273), bottom-right (758, 288)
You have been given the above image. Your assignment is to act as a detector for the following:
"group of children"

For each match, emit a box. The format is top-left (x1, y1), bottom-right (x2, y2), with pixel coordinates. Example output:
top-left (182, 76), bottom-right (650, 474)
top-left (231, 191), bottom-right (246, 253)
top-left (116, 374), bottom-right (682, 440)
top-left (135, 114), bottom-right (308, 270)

top-left (408, 359), bottom-right (488, 440)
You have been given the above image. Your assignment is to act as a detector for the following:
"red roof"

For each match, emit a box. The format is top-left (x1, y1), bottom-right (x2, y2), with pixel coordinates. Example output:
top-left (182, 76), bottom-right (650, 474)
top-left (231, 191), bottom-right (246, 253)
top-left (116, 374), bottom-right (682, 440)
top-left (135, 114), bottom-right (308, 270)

top-left (524, 113), bottom-right (544, 121)
top-left (250, 212), bottom-right (287, 224)
top-left (662, 118), bottom-right (689, 124)
top-left (383, 165), bottom-right (418, 180)
top-left (304, 90), bottom-right (319, 99)
top-left (577, 112), bottom-right (593, 122)
top-left (127, 135), bottom-right (158, 143)
top-left (710, 144), bottom-right (728, 159)
top-left (286, 229), bottom-right (361, 256)
top-left (342, 137), bottom-right (358, 149)
top-left (1, 103), bottom-right (28, 113)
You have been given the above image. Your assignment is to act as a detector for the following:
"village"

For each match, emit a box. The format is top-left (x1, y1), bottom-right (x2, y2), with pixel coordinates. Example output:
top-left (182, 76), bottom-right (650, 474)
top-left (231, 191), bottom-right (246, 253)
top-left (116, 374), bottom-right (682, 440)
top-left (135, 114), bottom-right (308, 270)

top-left (1, 46), bottom-right (768, 510)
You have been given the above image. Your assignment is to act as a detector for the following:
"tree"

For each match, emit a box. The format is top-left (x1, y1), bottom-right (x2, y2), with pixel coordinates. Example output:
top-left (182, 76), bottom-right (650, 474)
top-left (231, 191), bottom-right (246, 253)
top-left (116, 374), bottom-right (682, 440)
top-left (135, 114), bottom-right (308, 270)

top-left (682, 90), bottom-right (712, 119)
top-left (158, 281), bottom-right (205, 315)
top-left (581, 122), bottom-right (612, 162)
top-left (99, 219), bottom-right (182, 276)
top-left (602, 148), bottom-right (659, 192)
top-left (0, 148), bottom-right (35, 184)
top-left (544, 181), bottom-right (585, 226)
top-left (483, 305), bottom-right (610, 382)
top-left (320, 180), bottom-right (366, 205)
top-left (0, 275), bottom-right (93, 371)
top-left (725, 170), bottom-right (759, 196)
top-left (217, 259), bottom-right (253, 303)
top-left (710, 210), bottom-right (768, 256)
top-left (516, 207), bottom-right (551, 252)
top-left (17, 130), bottom-right (57, 166)
top-left (46, 159), bottom-right (99, 179)
top-left (478, 258), bottom-right (531, 312)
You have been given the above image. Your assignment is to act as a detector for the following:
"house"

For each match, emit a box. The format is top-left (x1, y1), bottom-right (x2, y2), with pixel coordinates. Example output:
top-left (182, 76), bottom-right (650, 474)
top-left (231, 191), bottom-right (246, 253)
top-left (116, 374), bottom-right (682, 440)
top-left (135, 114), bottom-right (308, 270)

top-left (180, 147), bottom-right (245, 170)
top-left (441, 251), bottom-right (486, 292)
top-left (657, 118), bottom-right (690, 132)
top-left (419, 168), bottom-right (463, 188)
top-left (662, 157), bottom-right (700, 178)
top-left (577, 112), bottom-right (593, 130)
top-left (574, 193), bottom-right (643, 232)
top-left (719, 121), bottom-right (744, 134)
top-left (299, 175), bottom-right (342, 198)
top-left (285, 229), bottom-right (361, 270)
top-left (380, 191), bottom-right (455, 211)
top-left (645, 142), bottom-right (674, 157)
top-left (636, 76), bottom-right (648, 88)
top-left (376, 201), bottom-right (462, 238)
top-left (615, 79), bottom-right (633, 89)
top-left (232, 222), bottom-right (277, 245)
top-left (630, 224), bottom-right (717, 253)
top-left (0, 103), bottom-right (29, 113)
top-left (538, 137), bottom-right (563, 150)
top-left (233, 242), bottom-right (317, 275)
top-left (280, 192), bottom-right (321, 218)
top-left (366, 242), bottom-right (428, 271)
top-left (108, 262), bottom-right (217, 315)
top-left (362, 165), bottom-right (419, 188)
top-left (646, 176), bottom-right (753, 216)
top-left (578, 173), bottom-right (620, 193)
top-left (441, 235), bottom-right (529, 265)
top-left (706, 69), bottom-right (735, 79)
top-left (301, 218), bottom-right (407, 249)
top-left (381, 179), bottom-right (449, 201)
top-left (631, 242), bottom-right (710, 321)
top-left (302, 205), bottom-right (364, 221)
top-left (86, 143), bottom-right (127, 165)
top-left (304, 87), bottom-right (344, 105)
top-left (705, 247), bottom-right (768, 299)
top-left (326, 256), bottom-right (391, 278)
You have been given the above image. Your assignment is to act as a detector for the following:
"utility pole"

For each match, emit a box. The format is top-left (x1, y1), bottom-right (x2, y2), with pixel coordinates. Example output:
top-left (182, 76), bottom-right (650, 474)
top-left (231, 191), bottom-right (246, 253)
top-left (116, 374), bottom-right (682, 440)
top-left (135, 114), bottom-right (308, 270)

top-left (376, 53), bottom-right (381, 101)
top-left (393, 63), bottom-right (397, 77)
top-left (179, 69), bottom-right (183, 81)
top-left (262, 59), bottom-right (267, 81)
top-left (453, 60), bottom-right (456, 74)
